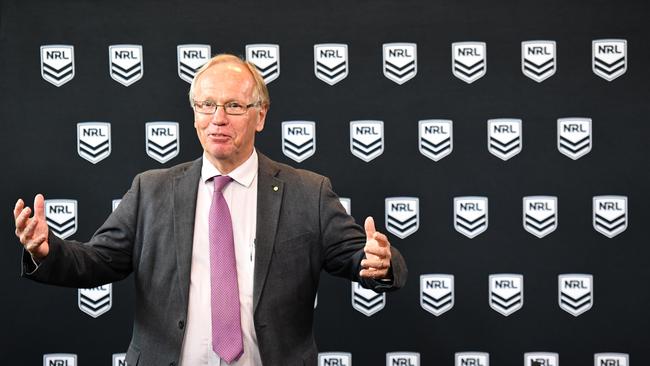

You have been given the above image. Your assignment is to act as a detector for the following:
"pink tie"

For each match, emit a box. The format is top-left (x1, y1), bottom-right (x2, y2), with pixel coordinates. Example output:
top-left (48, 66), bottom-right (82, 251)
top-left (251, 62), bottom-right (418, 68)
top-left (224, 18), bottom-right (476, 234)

top-left (209, 175), bottom-right (243, 363)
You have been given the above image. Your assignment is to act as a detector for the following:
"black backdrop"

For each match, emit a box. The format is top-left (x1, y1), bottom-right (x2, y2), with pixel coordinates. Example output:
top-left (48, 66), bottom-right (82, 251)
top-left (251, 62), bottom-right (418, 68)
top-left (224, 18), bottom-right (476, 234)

top-left (1, 0), bottom-right (649, 365)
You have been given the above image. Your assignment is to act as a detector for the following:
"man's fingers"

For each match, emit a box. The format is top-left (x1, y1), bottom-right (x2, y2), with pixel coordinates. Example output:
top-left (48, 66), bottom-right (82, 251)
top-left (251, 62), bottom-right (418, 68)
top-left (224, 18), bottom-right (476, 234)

top-left (373, 232), bottom-right (389, 247)
top-left (34, 194), bottom-right (46, 220)
top-left (364, 216), bottom-right (376, 238)
top-left (359, 267), bottom-right (389, 279)
top-left (361, 258), bottom-right (390, 270)
top-left (15, 207), bottom-right (32, 232)
top-left (364, 244), bottom-right (391, 259)
top-left (14, 199), bottom-right (24, 220)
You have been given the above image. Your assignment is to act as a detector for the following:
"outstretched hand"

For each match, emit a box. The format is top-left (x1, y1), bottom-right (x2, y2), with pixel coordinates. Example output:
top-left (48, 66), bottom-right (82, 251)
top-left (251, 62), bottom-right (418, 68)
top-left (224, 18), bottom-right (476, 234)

top-left (14, 194), bottom-right (50, 259)
top-left (359, 216), bottom-right (392, 279)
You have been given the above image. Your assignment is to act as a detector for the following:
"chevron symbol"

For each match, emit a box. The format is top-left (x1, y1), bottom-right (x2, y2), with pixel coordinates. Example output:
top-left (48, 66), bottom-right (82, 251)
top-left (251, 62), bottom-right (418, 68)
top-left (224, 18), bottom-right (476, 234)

top-left (47, 216), bottom-right (76, 238)
top-left (489, 274), bottom-right (524, 316)
top-left (385, 197), bottom-right (419, 239)
top-left (421, 137), bottom-right (451, 157)
top-left (525, 213), bottom-right (556, 235)
top-left (419, 120), bottom-right (453, 161)
top-left (456, 214), bottom-right (487, 236)
top-left (146, 122), bottom-right (179, 164)
top-left (522, 41), bottom-right (556, 82)
top-left (177, 44), bottom-right (211, 83)
top-left (316, 60), bottom-right (346, 81)
top-left (593, 39), bottom-right (627, 81)
top-left (45, 200), bottom-right (77, 239)
top-left (40, 45), bottom-right (75, 87)
top-left (558, 118), bottom-right (592, 160)
top-left (254, 61), bottom-right (279, 82)
top-left (77, 122), bottom-right (111, 164)
top-left (383, 43), bottom-right (417, 84)
top-left (387, 213), bottom-right (417, 237)
top-left (452, 42), bottom-right (486, 83)
top-left (558, 274), bottom-right (593, 316)
top-left (350, 121), bottom-right (383, 162)
top-left (282, 121), bottom-right (316, 163)
top-left (314, 44), bottom-right (348, 85)
top-left (78, 284), bottom-right (112, 318)
top-left (351, 282), bottom-right (385, 316)
top-left (420, 274), bottom-right (454, 316)
top-left (109, 45), bottom-right (143, 86)
top-left (247, 44), bottom-right (280, 84)
top-left (593, 196), bottom-right (628, 238)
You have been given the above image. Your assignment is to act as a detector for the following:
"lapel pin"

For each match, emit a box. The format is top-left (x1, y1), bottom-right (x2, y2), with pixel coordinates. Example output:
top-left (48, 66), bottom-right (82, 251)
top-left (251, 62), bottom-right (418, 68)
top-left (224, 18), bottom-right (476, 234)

top-left (273, 185), bottom-right (279, 191)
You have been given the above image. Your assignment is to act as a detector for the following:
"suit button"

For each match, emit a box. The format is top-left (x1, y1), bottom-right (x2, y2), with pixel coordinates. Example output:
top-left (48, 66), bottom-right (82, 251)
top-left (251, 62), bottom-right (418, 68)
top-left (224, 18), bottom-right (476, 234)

top-left (178, 320), bottom-right (185, 330)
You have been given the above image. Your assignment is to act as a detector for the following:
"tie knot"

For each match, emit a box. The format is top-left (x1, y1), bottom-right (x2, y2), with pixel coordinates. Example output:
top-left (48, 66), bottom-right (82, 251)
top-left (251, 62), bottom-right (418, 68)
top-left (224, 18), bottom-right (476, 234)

top-left (213, 175), bottom-right (233, 193)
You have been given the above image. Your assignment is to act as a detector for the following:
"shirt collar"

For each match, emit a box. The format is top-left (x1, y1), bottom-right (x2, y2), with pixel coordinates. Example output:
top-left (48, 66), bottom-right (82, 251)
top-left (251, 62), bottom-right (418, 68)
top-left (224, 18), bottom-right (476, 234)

top-left (201, 149), bottom-right (258, 188)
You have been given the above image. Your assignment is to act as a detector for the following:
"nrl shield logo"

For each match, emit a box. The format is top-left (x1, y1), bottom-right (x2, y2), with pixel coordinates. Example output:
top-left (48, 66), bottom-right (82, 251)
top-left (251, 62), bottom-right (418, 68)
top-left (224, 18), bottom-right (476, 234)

top-left (420, 274), bottom-right (454, 316)
top-left (454, 197), bottom-right (488, 238)
top-left (524, 352), bottom-right (559, 366)
top-left (593, 39), bottom-right (627, 81)
top-left (559, 274), bottom-right (593, 316)
top-left (487, 119), bottom-right (522, 161)
top-left (593, 196), bottom-right (627, 238)
top-left (318, 352), bottom-right (352, 366)
top-left (78, 283), bottom-right (112, 318)
top-left (352, 281), bottom-right (385, 316)
top-left (40, 45), bottom-right (75, 87)
top-left (419, 120), bottom-right (452, 161)
top-left (557, 118), bottom-right (592, 160)
top-left (314, 44), bottom-right (348, 85)
top-left (387, 352), bottom-right (420, 366)
top-left (383, 43), bottom-right (417, 84)
top-left (522, 41), bottom-right (556, 82)
top-left (385, 197), bottom-right (419, 239)
top-left (146, 121), bottom-right (179, 164)
top-left (455, 352), bottom-right (489, 366)
top-left (282, 121), bottom-right (316, 162)
top-left (45, 199), bottom-right (77, 239)
top-left (452, 42), bottom-right (486, 84)
top-left (109, 45), bottom-right (143, 86)
top-left (112, 353), bottom-right (126, 366)
top-left (246, 44), bottom-right (280, 84)
top-left (339, 197), bottom-right (351, 215)
top-left (594, 353), bottom-right (629, 366)
top-left (523, 196), bottom-right (558, 238)
top-left (177, 44), bottom-right (211, 83)
top-left (489, 274), bottom-right (523, 316)
top-left (43, 354), bottom-right (77, 366)
top-left (350, 120), bottom-right (384, 162)
top-left (112, 199), bottom-right (121, 211)
top-left (77, 122), bottom-right (111, 164)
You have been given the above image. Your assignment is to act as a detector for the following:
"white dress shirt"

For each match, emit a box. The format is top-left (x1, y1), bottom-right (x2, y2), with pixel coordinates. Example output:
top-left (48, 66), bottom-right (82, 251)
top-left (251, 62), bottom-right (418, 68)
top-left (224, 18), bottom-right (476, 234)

top-left (179, 150), bottom-right (262, 366)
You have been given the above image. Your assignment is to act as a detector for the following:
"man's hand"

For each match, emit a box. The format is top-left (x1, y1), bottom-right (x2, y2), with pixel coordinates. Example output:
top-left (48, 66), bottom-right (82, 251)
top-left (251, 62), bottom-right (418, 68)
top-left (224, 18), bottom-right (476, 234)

top-left (359, 216), bottom-right (392, 279)
top-left (14, 194), bottom-right (50, 259)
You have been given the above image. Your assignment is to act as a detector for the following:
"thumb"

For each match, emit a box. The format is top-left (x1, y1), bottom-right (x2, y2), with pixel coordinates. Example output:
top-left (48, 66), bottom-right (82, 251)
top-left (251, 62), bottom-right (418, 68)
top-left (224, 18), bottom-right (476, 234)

top-left (364, 216), bottom-right (376, 238)
top-left (34, 194), bottom-right (46, 220)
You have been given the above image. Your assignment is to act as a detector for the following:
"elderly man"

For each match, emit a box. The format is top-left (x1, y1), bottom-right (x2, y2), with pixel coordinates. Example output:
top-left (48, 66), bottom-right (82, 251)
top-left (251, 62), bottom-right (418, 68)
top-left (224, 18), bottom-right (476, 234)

top-left (13, 54), bottom-right (407, 366)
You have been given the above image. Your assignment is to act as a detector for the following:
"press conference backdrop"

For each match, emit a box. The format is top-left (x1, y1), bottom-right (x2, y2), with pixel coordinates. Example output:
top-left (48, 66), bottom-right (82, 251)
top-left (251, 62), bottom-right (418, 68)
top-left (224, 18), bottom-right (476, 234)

top-left (1, 0), bottom-right (649, 365)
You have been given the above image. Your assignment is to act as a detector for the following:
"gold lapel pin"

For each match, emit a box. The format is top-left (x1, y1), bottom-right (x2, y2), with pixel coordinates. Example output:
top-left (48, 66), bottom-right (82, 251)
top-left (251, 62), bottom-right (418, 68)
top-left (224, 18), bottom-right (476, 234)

top-left (273, 185), bottom-right (279, 192)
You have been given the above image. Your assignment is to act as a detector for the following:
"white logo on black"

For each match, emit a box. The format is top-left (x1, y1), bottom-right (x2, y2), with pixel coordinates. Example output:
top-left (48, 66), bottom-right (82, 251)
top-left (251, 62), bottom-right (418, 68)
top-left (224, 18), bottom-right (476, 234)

top-left (522, 41), bottom-right (556, 82)
top-left (78, 283), bottom-right (112, 318)
top-left (246, 44), bottom-right (280, 84)
top-left (177, 44), bottom-right (211, 83)
top-left (385, 197), bottom-right (419, 239)
top-left (383, 43), bottom-right (417, 84)
top-left (314, 44), bottom-right (348, 85)
top-left (452, 42), bottom-right (486, 83)
top-left (489, 274), bottom-right (523, 316)
top-left (524, 352), bottom-right (559, 366)
top-left (593, 196), bottom-right (627, 238)
top-left (352, 282), bottom-right (385, 316)
top-left (558, 118), bottom-right (592, 160)
top-left (386, 352), bottom-right (420, 366)
top-left (45, 199), bottom-right (77, 239)
top-left (43, 354), bottom-right (77, 366)
top-left (339, 198), bottom-right (351, 215)
top-left (420, 274), bottom-right (454, 316)
top-left (488, 119), bottom-right (522, 161)
top-left (77, 122), bottom-right (111, 164)
top-left (455, 352), bottom-right (489, 366)
top-left (559, 274), bottom-right (593, 316)
top-left (112, 353), bottom-right (126, 366)
top-left (318, 352), bottom-right (351, 366)
top-left (40, 45), bottom-right (75, 87)
top-left (145, 122), bottom-right (179, 164)
top-left (109, 44), bottom-right (143, 86)
top-left (282, 121), bottom-right (316, 162)
top-left (419, 120), bottom-right (453, 161)
top-left (594, 353), bottom-right (629, 366)
top-left (454, 197), bottom-right (488, 238)
top-left (350, 120), bottom-right (384, 162)
top-left (523, 196), bottom-right (558, 238)
top-left (112, 199), bottom-right (121, 212)
top-left (593, 39), bottom-right (627, 81)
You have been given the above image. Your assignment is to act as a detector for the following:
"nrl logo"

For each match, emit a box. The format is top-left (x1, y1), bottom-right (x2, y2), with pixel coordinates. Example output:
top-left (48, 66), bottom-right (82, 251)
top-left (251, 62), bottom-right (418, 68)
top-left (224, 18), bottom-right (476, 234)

top-left (452, 42), bottom-right (486, 84)
top-left (420, 274), bottom-right (454, 316)
top-left (489, 274), bottom-right (523, 316)
top-left (112, 353), bottom-right (126, 366)
top-left (455, 352), bottom-right (489, 366)
top-left (77, 122), bottom-right (111, 164)
top-left (109, 44), bottom-right (143, 86)
top-left (385, 197), bottom-right (419, 239)
top-left (593, 196), bottom-right (627, 238)
top-left (40, 45), bottom-right (75, 87)
top-left (487, 119), bottom-right (522, 161)
top-left (45, 199), bottom-right (77, 239)
top-left (594, 353), bottom-right (629, 366)
top-left (383, 43), bottom-right (417, 84)
top-left (593, 39), bottom-right (627, 81)
top-left (454, 196), bottom-right (488, 238)
top-left (523, 196), bottom-right (558, 238)
top-left (522, 41), bottom-right (556, 82)
top-left (78, 283), bottom-right (112, 318)
top-left (314, 43), bottom-right (348, 85)
top-left (350, 120), bottom-right (384, 162)
top-left (318, 352), bottom-right (352, 366)
top-left (351, 281), bottom-right (385, 316)
top-left (177, 44), bottom-right (211, 84)
top-left (339, 197), bottom-right (351, 215)
top-left (43, 354), bottom-right (77, 366)
top-left (112, 199), bottom-right (121, 212)
top-left (557, 118), bottom-right (592, 160)
top-left (559, 274), bottom-right (593, 316)
top-left (145, 121), bottom-right (180, 164)
top-left (282, 121), bottom-right (316, 162)
top-left (524, 352), bottom-right (559, 366)
top-left (386, 352), bottom-right (420, 366)
top-left (246, 44), bottom-right (280, 84)
top-left (419, 120), bottom-right (453, 162)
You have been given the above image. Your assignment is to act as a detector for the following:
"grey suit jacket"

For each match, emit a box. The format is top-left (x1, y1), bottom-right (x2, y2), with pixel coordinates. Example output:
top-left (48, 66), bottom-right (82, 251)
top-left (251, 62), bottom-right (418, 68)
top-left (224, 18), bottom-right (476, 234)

top-left (23, 153), bottom-right (407, 366)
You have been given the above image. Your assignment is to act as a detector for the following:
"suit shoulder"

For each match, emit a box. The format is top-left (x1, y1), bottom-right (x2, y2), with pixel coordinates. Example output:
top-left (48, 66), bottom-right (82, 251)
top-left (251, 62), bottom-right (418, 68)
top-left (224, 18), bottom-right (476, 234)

top-left (267, 158), bottom-right (329, 186)
top-left (135, 159), bottom-right (199, 183)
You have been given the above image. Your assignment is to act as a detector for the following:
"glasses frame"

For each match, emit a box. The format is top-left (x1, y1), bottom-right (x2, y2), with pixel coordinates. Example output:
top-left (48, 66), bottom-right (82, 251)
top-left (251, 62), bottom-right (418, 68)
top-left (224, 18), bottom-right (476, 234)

top-left (192, 99), bottom-right (261, 116)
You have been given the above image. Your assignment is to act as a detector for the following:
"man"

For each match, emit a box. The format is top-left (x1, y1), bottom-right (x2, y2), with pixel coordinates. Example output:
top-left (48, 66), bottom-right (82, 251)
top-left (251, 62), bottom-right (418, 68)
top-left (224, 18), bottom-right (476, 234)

top-left (13, 54), bottom-right (407, 365)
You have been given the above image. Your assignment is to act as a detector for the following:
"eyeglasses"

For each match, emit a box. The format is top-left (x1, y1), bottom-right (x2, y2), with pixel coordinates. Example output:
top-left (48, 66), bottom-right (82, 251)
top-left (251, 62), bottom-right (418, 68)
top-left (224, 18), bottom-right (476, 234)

top-left (192, 99), bottom-right (261, 116)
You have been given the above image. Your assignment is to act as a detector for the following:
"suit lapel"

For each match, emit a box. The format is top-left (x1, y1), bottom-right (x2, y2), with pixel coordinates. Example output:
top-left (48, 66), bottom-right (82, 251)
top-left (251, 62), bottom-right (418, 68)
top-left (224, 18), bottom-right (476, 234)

top-left (253, 153), bottom-right (284, 313)
top-left (173, 158), bottom-right (202, 309)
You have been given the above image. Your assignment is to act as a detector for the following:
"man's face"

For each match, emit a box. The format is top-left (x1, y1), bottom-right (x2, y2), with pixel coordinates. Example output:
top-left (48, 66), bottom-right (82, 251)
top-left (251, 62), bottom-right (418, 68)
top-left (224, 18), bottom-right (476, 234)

top-left (193, 62), bottom-right (267, 172)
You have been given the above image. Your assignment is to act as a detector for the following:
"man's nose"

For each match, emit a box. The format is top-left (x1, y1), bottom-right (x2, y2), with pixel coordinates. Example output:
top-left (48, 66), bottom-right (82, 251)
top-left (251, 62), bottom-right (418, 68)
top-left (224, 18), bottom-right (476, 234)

top-left (210, 106), bottom-right (229, 124)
